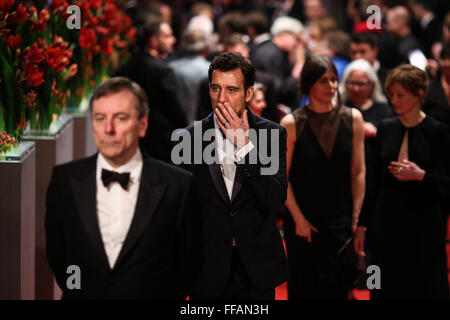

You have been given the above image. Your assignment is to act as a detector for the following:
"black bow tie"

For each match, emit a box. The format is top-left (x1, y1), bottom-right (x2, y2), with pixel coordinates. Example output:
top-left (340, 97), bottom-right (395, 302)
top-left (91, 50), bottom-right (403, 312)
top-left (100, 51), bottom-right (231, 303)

top-left (101, 169), bottom-right (130, 190)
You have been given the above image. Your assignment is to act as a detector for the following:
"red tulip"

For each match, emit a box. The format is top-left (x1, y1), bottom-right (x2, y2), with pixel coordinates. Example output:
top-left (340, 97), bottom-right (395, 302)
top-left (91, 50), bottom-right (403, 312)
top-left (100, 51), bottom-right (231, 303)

top-left (24, 43), bottom-right (45, 64)
top-left (79, 28), bottom-right (96, 48)
top-left (0, 0), bottom-right (15, 13)
top-left (6, 34), bottom-right (21, 52)
top-left (50, 0), bottom-right (68, 14)
top-left (22, 64), bottom-right (44, 87)
top-left (99, 38), bottom-right (113, 54)
top-left (90, 0), bottom-right (102, 10)
top-left (6, 4), bottom-right (29, 24)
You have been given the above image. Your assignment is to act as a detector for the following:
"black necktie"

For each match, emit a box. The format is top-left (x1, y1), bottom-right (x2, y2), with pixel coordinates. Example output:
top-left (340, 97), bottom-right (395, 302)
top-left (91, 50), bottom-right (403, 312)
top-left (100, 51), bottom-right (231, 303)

top-left (101, 169), bottom-right (130, 190)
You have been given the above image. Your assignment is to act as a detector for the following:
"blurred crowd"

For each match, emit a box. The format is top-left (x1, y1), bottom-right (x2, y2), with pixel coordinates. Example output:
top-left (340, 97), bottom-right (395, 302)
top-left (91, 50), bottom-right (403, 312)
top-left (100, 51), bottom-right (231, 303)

top-left (119, 0), bottom-right (450, 123)
top-left (115, 0), bottom-right (450, 299)
top-left (113, 0), bottom-right (450, 162)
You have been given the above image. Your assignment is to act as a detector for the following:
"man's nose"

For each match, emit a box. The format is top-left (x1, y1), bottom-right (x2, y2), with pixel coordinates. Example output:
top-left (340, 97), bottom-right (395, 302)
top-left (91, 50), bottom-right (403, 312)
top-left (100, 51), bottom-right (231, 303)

top-left (218, 90), bottom-right (227, 103)
top-left (105, 118), bottom-right (115, 134)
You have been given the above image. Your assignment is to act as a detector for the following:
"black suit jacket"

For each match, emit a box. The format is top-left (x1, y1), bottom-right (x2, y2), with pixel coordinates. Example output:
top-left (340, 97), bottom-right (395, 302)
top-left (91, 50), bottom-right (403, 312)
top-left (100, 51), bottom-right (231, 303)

top-left (175, 109), bottom-right (289, 296)
top-left (115, 52), bottom-right (187, 163)
top-left (250, 40), bottom-right (300, 108)
top-left (45, 153), bottom-right (201, 299)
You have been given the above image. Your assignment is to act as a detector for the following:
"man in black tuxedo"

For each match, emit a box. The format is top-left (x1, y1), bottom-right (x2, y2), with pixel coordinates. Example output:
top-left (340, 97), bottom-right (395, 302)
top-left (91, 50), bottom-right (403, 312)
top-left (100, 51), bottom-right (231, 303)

top-left (115, 19), bottom-right (187, 163)
top-left (173, 52), bottom-right (288, 299)
top-left (45, 77), bottom-right (200, 299)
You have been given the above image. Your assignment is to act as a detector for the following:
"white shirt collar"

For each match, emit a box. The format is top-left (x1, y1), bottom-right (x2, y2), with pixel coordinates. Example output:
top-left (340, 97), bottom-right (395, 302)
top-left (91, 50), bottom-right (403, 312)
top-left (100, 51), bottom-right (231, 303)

top-left (373, 59), bottom-right (380, 72)
top-left (254, 33), bottom-right (270, 45)
top-left (421, 13), bottom-right (434, 29)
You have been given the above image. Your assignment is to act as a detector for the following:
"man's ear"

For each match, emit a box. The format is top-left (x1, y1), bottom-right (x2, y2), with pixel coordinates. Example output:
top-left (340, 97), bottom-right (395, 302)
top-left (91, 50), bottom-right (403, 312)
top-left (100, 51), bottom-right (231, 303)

top-left (374, 47), bottom-right (379, 57)
top-left (149, 35), bottom-right (158, 50)
top-left (138, 115), bottom-right (148, 138)
top-left (245, 86), bottom-right (255, 103)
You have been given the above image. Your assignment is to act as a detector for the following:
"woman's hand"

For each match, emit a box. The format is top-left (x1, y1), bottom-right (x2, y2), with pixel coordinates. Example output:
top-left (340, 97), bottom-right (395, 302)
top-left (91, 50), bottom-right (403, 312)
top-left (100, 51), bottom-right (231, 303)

top-left (363, 121), bottom-right (377, 138)
top-left (354, 226), bottom-right (366, 257)
top-left (388, 160), bottom-right (426, 181)
top-left (294, 214), bottom-right (318, 243)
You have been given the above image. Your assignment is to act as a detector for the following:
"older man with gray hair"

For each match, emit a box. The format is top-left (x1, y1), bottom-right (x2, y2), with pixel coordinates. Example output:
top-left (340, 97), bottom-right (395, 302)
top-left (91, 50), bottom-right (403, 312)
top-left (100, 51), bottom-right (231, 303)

top-left (169, 30), bottom-right (211, 124)
top-left (250, 16), bottom-right (304, 109)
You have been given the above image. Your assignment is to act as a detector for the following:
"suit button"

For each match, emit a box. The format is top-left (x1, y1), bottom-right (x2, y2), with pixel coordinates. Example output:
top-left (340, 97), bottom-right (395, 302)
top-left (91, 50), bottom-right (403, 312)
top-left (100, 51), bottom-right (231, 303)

top-left (230, 211), bottom-right (237, 217)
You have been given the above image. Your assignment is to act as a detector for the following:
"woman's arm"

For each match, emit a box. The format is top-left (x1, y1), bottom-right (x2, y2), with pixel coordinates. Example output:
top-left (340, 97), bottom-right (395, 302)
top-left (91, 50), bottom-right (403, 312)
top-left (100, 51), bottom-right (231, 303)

top-left (280, 114), bottom-right (318, 243)
top-left (351, 109), bottom-right (366, 233)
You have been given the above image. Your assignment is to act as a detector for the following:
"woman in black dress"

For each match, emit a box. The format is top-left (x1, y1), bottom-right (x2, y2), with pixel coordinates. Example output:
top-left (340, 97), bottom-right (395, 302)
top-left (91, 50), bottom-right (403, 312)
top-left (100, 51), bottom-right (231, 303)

top-left (356, 64), bottom-right (450, 299)
top-left (281, 55), bottom-right (366, 299)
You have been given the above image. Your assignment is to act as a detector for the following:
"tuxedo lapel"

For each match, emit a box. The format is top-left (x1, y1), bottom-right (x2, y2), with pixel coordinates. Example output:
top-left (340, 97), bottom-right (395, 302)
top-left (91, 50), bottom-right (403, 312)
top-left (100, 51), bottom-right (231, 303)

top-left (70, 154), bottom-right (110, 270)
top-left (114, 158), bottom-right (166, 269)
top-left (208, 164), bottom-right (230, 205)
top-left (230, 166), bottom-right (244, 204)
top-left (204, 113), bottom-right (230, 205)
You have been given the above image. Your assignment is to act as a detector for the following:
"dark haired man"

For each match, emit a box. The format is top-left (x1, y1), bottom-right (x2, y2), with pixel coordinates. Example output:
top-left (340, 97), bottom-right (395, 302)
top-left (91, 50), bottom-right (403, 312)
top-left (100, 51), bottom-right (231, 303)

top-left (115, 20), bottom-right (186, 163)
top-left (350, 32), bottom-right (389, 89)
top-left (174, 52), bottom-right (288, 299)
top-left (46, 77), bottom-right (200, 299)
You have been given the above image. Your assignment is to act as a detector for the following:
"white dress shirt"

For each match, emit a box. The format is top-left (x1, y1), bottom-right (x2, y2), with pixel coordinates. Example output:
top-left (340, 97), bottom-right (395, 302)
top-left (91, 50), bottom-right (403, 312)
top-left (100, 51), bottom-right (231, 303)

top-left (213, 113), bottom-right (254, 199)
top-left (214, 113), bottom-right (254, 246)
top-left (96, 149), bottom-right (143, 268)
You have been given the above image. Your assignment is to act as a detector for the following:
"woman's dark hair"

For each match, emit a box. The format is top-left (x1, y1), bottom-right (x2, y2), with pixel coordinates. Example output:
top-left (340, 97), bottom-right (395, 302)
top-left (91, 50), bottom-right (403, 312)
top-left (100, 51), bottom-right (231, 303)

top-left (208, 52), bottom-right (255, 91)
top-left (299, 55), bottom-right (341, 107)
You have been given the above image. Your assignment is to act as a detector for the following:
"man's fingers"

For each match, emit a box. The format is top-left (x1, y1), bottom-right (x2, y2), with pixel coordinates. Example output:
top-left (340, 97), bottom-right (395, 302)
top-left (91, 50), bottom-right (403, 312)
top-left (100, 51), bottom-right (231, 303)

top-left (216, 118), bottom-right (227, 135)
top-left (215, 107), bottom-right (227, 125)
top-left (243, 110), bottom-right (249, 127)
top-left (311, 225), bottom-right (318, 232)
top-left (223, 101), bottom-right (237, 121)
